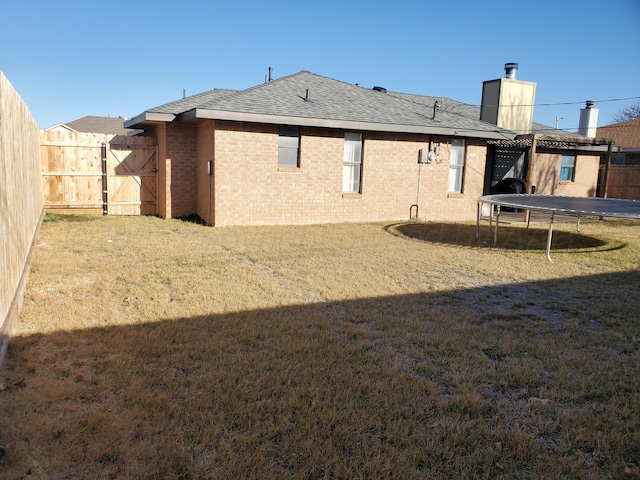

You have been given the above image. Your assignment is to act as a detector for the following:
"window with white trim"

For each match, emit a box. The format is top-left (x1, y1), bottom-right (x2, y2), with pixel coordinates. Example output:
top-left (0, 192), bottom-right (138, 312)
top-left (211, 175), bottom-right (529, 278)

top-left (278, 128), bottom-right (300, 168)
top-left (448, 138), bottom-right (466, 193)
top-left (343, 132), bottom-right (363, 193)
top-left (560, 152), bottom-right (575, 181)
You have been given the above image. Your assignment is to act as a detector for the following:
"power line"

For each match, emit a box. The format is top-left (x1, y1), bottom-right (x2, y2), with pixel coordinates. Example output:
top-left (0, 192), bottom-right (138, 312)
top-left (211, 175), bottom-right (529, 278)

top-left (474, 96), bottom-right (640, 109)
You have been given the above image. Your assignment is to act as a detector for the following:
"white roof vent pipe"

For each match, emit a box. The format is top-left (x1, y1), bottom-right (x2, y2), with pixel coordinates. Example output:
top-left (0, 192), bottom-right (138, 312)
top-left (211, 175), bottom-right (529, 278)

top-left (504, 62), bottom-right (518, 79)
top-left (578, 100), bottom-right (599, 138)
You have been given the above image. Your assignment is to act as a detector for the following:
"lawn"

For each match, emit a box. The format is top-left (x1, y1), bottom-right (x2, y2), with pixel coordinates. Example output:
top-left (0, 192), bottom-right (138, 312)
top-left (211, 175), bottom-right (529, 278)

top-left (1, 214), bottom-right (639, 479)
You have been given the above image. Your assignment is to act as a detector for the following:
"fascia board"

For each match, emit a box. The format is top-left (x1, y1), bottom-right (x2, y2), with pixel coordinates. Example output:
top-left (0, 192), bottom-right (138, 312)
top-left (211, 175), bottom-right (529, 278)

top-left (124, 112), bottom-right (175, 128)
top-left (177, 108), bottom-right (515, 140)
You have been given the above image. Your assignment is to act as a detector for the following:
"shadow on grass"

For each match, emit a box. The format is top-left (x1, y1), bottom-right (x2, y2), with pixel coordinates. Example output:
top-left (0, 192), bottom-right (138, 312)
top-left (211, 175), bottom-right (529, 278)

top-left (386, 222), bottom-right (624, 253)
top-left (1, 271), bottom-right (639, 478)
top-left (175, 214), bottom-right (207, 225)
top-left (42, 213), bottom-right (103, 223)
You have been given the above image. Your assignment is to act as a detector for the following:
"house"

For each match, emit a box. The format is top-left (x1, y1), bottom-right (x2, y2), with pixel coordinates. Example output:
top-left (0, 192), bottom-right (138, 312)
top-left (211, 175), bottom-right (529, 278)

top-left (47, 115), bottom-right (140, 136)
top-left (125, 66), bottom-right (609, 227)
top-left (596, 118), bottom-right (640, 165)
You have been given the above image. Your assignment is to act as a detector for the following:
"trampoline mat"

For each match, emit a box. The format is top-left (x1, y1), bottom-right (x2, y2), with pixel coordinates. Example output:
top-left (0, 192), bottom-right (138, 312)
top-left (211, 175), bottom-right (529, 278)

top-left (479, 194), bottom-right (640, 219)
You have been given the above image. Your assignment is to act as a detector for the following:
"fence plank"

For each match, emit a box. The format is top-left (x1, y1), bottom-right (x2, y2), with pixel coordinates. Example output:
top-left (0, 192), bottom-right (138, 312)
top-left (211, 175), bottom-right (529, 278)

top-left (0, 70), bottom-right (43, 367)
top-left (41, 131), bottom-right (157, 215)
top-left (605, 165), bottom-right (640, 200)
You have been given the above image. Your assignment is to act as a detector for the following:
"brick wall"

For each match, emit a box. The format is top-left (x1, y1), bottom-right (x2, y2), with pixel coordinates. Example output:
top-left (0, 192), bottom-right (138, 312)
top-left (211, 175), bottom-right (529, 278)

top-left (197, 121), bottom-right (215, 224)
top-left (206, 122), bottom-right (489, 226)
top-left (533, 152), bottom-right (599, 197)
top-left (166, 123), bottom-right (198, 217)
top-left (418, 139), bottom-right (487, 222)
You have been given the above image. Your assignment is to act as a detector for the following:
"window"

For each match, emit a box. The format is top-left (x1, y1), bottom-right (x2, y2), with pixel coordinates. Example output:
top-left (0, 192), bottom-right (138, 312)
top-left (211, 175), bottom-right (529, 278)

top-left (343, 132), bottom-right (363, 193)
top-left (560, 152), bottom-right (575, 181)
top-left (278, 128), bottom-right (299, 168)
top-left (448, 138), bottom-right (466, 193)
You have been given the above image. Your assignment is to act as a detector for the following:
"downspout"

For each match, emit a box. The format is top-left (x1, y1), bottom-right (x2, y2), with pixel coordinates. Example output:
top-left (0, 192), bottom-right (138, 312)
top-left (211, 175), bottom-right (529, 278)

top-left (411, 163), bottom-right (422, 220)
top-left (207, 160), bottom-right (213, 226)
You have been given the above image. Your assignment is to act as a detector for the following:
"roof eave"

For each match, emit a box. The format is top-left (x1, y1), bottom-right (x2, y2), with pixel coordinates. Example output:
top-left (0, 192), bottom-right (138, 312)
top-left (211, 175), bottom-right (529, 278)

top-left (124, 112), bottom-right (175, 128)
top-left (176, 108), bottom-right (514, 140)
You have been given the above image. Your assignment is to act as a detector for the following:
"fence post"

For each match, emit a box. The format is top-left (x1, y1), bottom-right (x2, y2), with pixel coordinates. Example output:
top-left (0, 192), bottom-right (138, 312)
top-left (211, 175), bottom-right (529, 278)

top-left (102, 143), bottom-right (108, 215)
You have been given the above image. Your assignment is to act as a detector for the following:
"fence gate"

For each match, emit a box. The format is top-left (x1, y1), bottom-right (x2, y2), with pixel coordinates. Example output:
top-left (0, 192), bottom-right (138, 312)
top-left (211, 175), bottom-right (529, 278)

top-left (107, 136), bottom-right (157, 215)
top-left (41, 129), bottom-right (157, 215)
top-left (41, 129), bottom-right (105, 213)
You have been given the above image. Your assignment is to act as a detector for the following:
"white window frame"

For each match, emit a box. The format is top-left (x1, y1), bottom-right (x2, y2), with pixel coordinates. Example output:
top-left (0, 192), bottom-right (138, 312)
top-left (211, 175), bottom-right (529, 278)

top-left (560, 152), bottom-right (576, 182)
top-left (448, 138), bottom-right (466, 193)
top-left (343, 132), bottom-right (363, 193)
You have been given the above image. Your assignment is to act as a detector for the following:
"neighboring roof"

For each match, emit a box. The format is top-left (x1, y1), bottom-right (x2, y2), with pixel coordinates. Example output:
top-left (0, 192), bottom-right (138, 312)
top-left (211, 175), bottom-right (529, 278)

top-left (126, 71), bottom-right (517, 140)
top-left (62, 116), bottom-right (137, 135)
top-left (45, 123), bottom-right (78, 133)
top-left (596, 118), bottom-right (640, 149)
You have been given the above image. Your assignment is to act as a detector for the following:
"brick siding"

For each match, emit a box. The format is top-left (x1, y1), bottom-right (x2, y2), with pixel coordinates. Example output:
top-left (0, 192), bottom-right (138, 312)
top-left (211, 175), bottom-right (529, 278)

top-left (166, 123), bottom-right (198, 217)
top-left (195, 122), bottom-right (488, 226)
top-left (533, 153), bottom-right (599, 197)
top-left (139, 122), bottom-right (603, 225)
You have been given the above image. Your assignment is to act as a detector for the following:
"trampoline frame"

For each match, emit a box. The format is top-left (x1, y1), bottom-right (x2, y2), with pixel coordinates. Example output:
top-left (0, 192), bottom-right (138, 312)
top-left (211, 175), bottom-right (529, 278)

top-left (476, 194), bottom-right (640, 262)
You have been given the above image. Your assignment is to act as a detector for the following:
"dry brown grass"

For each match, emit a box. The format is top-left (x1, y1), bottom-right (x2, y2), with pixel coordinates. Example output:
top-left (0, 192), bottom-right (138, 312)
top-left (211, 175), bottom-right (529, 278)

top-left (1, 214), bottom-right (639, 479)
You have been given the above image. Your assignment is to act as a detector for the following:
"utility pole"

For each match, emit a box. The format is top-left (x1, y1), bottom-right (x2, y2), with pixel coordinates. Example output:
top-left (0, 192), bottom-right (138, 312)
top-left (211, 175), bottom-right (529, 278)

top-left (555, 116), bottom-right (563, 129)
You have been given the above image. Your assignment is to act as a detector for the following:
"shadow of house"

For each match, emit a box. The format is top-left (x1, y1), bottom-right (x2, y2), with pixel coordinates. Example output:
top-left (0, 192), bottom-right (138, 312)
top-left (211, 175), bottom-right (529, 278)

top-left (1, 270), bottom-right (639, 478)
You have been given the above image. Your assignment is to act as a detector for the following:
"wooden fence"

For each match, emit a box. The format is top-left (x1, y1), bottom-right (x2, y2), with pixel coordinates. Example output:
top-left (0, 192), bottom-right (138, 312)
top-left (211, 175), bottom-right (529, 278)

top-left (41, 129), bottom-right (157, 215)
top-left (0, 70), bottom-right (43, 367)
top-left (600, 165), bottom-right (640, 200)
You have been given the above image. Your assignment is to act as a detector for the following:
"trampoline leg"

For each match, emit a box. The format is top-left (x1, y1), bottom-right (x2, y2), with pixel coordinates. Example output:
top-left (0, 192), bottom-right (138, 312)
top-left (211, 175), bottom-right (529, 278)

top-left (576, 216), bottom-right (581, 233)
top-left (546, 212), bottom-right (555, 262)
top-left (489, 205), bottom-right (493, 234)
top-left (494, 205), bottom-right (501, 247)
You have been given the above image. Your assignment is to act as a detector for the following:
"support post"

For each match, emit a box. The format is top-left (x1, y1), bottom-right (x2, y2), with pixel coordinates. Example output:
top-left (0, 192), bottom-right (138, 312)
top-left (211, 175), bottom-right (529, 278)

top-left (524, 134), bottom-right (537, 224)
top-left (101, 143), bottom-right (108, 215)
top-left (601, 140), bottom-right (613, 198)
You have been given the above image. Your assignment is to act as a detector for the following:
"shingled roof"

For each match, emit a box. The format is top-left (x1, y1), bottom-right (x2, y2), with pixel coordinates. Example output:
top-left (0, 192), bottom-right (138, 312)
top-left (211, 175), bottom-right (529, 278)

top-left (64, 116), bottom-right (137, 135)
top-left (126, 71), bottom-right (517, 140)
top-left (596, 119), bottom-right (640, 149)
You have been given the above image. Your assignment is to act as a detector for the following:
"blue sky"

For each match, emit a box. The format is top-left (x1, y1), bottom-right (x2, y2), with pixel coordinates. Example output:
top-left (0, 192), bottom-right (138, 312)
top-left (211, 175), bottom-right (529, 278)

top-left (1, 0), bottom-right (638, 131)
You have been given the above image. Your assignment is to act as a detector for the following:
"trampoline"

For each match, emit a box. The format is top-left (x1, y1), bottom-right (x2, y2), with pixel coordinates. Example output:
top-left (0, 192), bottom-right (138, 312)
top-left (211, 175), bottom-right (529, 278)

top-left (476, 194), bottom-right (640, 261)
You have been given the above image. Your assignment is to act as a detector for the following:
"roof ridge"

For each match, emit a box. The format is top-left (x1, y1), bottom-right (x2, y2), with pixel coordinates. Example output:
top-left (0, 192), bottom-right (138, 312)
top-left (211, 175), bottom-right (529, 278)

top-left (231, 70), bottom-right (314, 93)
top-left (599, 118), bottom-right (640, 128)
